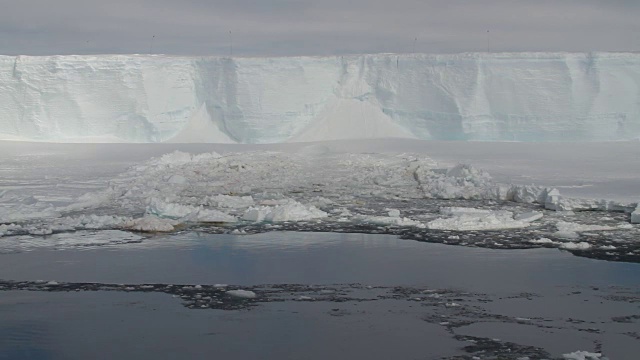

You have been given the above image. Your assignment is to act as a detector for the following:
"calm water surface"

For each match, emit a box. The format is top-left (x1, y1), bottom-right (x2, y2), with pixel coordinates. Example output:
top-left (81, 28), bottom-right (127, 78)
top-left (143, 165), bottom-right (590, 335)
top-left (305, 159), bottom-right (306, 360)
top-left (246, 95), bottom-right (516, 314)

top-left (1, 231), bottom-right (638, 291)
top-left (0, 232), bottom-right (638, 360)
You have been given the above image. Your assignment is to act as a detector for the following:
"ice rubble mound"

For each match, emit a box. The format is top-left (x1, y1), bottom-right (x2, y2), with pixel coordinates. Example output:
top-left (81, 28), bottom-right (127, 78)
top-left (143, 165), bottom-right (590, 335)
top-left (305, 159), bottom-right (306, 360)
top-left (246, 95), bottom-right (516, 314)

top-left (1, 149), bottom-right (637, 237)
top-left (1, 52), bottom-right (639, 143)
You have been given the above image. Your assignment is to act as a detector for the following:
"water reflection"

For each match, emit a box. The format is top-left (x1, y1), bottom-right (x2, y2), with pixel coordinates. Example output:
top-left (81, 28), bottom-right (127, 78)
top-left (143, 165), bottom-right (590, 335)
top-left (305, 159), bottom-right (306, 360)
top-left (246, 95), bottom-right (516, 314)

top-left (0, 232), bottom-right (638, 293)
top-left (1, 232), bottom-right (639, 360)
top-left (0, 321), bottom-right (53, 359)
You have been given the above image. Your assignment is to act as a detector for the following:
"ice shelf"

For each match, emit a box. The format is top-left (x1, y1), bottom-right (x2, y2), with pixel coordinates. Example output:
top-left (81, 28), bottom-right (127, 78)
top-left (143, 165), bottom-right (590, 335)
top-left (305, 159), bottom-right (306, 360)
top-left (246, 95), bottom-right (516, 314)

top-left (1, 52), bottom-right (639, 143)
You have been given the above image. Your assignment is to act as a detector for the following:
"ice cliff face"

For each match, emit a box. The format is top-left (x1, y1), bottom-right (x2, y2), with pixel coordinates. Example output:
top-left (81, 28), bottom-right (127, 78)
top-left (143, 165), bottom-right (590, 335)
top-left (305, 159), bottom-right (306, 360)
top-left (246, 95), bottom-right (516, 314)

top-left (1, 53), bottom-right (639, 143)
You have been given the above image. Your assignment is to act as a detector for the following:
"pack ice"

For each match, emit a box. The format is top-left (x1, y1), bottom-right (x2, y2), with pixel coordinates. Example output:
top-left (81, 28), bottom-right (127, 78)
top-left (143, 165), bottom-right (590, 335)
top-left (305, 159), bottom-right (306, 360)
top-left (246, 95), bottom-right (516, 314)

top-left (1, 147), bottom-right (638, 258)
top-left (1, 52), bottom-right (639, 143)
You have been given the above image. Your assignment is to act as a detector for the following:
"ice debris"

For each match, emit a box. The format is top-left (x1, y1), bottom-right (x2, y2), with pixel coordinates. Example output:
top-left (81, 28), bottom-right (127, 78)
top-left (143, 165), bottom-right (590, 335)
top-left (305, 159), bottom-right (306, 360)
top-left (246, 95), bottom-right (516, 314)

top-left (514, 211), bottom-right (543, 222)
top-left (226, 290), bottom-right (257, 299)
top-left (206, 194), bottom-right (255, 209)
top-left (562, 351), bottom-right (602, 360)
top-left (147, 198), bottom-right (236, 223)
top-left (560, 242), bottom-right (592, 250)
top-left (387, 209), bottom-right (401, 217)
top-left (126, 216), bottom-right (176, 233)
top-left (529, 238), bottom-right (556, 245)
top-left (354, 215), bottom-right (424, 227)
top-left (242, 201), bottom-right (327, 222)
top-left (426, 207), bottom-right (537, 231)
top-left (2, 149), bottom-right (638, 240)
top-left (556, 221), bottom-right (616, 233)
top-left (0, 223), bottom-right (22, 237)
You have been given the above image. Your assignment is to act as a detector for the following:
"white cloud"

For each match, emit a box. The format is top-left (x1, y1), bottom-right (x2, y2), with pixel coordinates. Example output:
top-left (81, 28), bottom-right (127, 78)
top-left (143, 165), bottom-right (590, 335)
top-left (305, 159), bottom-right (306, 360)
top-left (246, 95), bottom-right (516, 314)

top-left (0, 0), bottom-right (638, 55)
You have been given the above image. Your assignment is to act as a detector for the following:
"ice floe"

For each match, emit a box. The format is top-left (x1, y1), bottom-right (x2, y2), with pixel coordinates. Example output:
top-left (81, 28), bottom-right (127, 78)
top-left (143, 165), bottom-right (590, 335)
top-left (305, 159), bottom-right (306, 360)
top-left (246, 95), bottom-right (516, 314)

top-left (126, 216), bottom-right (176, 233)
top-left (426, 207), bottom-right (539, 231)
top-left (226, 290), bottom-right (257, 299)
top-left (242, 201), bottom-right (327, 222)
top-left (560, 242), bottom-right (592, 250)
top-left (553, 221), bottom-right (617, 240)
top-left (562, 351), bottom-right (602, 360)
top-left (529, 238), bottom-right (556, 245)
top-left (354, 215), bottom-right (424, 227)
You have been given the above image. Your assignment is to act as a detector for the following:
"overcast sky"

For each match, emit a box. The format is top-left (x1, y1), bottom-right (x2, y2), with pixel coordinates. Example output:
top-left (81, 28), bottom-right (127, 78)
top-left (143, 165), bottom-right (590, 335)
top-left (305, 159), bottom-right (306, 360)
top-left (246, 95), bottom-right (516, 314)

top-left (1, 0), bottom-right (638, 56)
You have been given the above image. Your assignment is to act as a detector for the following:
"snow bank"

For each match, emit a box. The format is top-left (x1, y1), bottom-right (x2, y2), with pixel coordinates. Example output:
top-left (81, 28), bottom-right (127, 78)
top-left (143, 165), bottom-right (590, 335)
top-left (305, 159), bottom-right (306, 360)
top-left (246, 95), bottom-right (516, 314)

top-left (1, 53), bottom-right (639, 143)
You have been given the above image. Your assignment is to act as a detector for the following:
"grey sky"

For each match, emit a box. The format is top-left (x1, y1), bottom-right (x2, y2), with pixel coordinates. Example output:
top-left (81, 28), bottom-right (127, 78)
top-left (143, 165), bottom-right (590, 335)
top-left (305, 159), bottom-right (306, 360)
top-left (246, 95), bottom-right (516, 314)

top-left (0, 0), bottom-right (638, 56)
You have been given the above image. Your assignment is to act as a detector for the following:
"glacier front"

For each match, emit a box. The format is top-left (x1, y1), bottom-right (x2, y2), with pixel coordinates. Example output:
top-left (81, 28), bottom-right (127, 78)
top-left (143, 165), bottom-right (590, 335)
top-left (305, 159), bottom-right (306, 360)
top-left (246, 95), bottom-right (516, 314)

top-left (1, 52), bottom-right (639, 143)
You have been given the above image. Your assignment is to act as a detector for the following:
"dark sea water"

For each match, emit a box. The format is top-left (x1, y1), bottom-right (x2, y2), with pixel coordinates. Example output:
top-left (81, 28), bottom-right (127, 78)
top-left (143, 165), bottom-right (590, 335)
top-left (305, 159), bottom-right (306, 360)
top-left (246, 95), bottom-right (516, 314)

top-left (1, 232), bottom-right (638, 359)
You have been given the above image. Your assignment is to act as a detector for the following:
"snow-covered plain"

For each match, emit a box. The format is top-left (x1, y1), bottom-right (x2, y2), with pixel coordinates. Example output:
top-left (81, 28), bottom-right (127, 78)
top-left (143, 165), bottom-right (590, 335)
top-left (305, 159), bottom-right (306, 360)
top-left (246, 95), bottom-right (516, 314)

top-left (1, 139), bottom-right (638, 261)
top-left (1, 53), bottom-right (639, 143)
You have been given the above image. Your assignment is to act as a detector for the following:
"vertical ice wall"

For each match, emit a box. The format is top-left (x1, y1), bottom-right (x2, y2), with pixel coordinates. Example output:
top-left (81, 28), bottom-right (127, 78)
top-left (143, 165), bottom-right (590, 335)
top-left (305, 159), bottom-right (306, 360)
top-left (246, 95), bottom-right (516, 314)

top-left (0, 55), bottom-right (199, 142)
top-left (0, 53), bottom-right (639, 143)
top-left (192, 56), bottom-right (341, 143)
